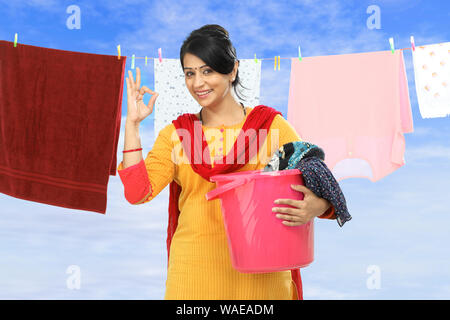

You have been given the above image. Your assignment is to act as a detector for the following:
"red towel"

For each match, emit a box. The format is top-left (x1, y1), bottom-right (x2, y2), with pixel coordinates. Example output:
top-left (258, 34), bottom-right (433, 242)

top-left (0, 40), bottom-right (126, 214)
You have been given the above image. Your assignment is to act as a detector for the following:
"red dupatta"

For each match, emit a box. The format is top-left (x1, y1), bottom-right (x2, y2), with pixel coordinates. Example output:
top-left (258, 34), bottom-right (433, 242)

top-left (167, 104), bottom-right (303, 300)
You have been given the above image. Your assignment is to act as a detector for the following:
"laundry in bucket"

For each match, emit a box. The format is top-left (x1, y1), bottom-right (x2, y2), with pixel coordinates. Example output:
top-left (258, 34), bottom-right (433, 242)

top-left (264, 141), bottom-right (352, 227)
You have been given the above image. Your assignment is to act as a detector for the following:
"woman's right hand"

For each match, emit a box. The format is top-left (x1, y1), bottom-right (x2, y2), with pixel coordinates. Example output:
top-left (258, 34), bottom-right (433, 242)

top-left (125, 67), bottom-right (159, 125)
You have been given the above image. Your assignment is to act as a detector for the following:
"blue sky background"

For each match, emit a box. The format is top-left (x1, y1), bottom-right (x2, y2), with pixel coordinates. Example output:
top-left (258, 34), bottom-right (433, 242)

top-left (1, 0), bottom-right (449, 299)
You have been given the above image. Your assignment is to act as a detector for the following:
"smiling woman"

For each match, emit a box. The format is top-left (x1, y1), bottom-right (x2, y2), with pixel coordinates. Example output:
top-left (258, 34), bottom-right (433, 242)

top-left (117, 24), bottom-right (335, 300)
top-left (179, 25), bottom-right (250, 127)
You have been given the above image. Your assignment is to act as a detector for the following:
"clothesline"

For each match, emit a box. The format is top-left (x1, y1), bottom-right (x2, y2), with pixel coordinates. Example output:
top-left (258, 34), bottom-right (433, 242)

top-left (9, 33), bottom-right (415, 62)
top-left (123, 47), bottom-right (411, 61)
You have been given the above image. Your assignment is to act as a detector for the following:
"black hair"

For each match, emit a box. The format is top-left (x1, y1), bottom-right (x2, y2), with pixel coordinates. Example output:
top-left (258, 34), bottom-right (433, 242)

top-left (180, 24), bottom-right (249, 101)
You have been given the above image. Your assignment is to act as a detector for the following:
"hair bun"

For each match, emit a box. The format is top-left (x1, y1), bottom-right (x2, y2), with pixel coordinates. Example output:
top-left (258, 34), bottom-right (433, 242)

top-left (198, 24), bottom-right (229, 39)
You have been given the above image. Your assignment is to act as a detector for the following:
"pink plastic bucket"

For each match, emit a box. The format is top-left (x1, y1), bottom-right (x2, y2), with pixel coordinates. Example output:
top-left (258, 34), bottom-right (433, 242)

top-left (206, 169), bottom-right (314, 273)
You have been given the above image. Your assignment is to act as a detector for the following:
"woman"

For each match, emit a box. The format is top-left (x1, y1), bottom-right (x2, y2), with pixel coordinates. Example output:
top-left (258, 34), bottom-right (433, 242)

top-left (117, 24), bottom-right (336, 300)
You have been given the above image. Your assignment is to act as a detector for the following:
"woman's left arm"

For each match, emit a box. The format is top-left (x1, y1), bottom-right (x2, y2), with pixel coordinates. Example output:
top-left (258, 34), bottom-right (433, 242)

top-left (272, 184), bottom-right (335, 226)
top-left (268, 114), bottom-right (335, 226)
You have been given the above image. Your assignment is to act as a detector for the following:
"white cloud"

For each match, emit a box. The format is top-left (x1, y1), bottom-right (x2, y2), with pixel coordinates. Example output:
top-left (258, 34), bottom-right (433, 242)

top-left (406, 144), bottom-right (450, 162)
top-left (0, 0), bottom-right (61, 12)
top-left (372, 0), bottom-right (422, 13)
top-left (304, 284), bottom-right (361, 299)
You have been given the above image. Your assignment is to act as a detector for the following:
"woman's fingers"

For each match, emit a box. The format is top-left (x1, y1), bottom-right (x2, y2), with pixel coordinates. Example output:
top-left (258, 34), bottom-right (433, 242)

top-left (276, 213), bottom-right (301, 226)
top-left (126, 77), bottom-right (135, 101)
top-left (146, 91), bottom-right (158, 111)
top-left (139, 85), bottom-right (156, 96)
top-left (126, 71), bottom-right (158, 118)
top-left (275, 212), bottom-right (307, 226)
top-left (136, 67), bottom-right (141, 90)
top-left (272, 205), bottom-right (300, 219)
top-left (139, 85), bottom-right (158, 111)
top-left (125, 77), bottom-right (131, 97)
top-left (282, 220), bottom-right (303, 227)
top-left (275, 213), bottom-right (300, 221)
top-left (128, 70), bottom-right (135, 92)
top-left (272, 207), bottom-right (296, 215)
top-left (139, 86), bottom-right (158, 102)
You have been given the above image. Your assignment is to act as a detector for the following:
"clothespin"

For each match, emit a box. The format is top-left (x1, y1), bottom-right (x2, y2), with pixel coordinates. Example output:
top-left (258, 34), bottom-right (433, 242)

top-left (254, 53), bottom-right (258, 63)
top-left (274, 56), bottom-right (277, 70)
top-left (389, 37), bottom-right (395, 54)
top-left (145, 56), bottom-right (148, 66)
top-left (14, 33), bottom-right (18, 47)
top-left (410, 36), bottom-right (415, 52)
top-left (117, 45), bottom-right (121, 59)
top-left (158, 48), bottom-right (162, 63)
top-left (278, 55), bottom-right (280, 70)
top-left (131, 54), bottom-right (135, 69)
top-left (298, 45), bottom-right (302, 61)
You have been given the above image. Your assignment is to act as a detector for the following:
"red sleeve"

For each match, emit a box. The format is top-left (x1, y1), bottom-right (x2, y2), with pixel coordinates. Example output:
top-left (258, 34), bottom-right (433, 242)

top-left (117, 159), bottom-right (152, 204)
top-left (317, 204), bottom-right (336, 220)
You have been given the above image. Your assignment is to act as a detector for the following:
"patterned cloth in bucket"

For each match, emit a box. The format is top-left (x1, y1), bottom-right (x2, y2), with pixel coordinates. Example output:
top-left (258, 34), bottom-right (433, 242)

top-left (264, 141), bottom-right (352, 227)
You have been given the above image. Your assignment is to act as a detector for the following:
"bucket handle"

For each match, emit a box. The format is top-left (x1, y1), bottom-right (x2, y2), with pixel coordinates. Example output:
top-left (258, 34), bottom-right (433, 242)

top-left (205, 177), bottom-right (251, 201)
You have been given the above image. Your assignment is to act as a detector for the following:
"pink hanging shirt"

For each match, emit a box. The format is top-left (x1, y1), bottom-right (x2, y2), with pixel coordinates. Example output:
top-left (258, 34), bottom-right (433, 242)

top-left (287, 49), bottom-right (414, 182)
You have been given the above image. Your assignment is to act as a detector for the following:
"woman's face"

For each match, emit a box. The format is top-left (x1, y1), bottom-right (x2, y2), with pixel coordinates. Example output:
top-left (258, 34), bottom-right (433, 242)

top-left (183, 52), bottom-right (236, 107)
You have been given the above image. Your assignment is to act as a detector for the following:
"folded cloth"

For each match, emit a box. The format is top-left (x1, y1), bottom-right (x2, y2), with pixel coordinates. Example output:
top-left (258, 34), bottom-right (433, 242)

top-left (264, 141), bottom-right (352, 227)
top-left (0, 40), bottom-right (126, 214)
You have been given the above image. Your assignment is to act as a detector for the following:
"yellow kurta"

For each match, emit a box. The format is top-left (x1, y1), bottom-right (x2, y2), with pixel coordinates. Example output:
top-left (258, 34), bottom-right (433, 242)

top-left (118, 107), bottom-right (303, 299)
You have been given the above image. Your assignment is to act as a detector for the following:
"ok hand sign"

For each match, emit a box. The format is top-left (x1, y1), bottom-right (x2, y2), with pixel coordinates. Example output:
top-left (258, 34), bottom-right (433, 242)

top-left (125, 67), bottom-right (159, 125)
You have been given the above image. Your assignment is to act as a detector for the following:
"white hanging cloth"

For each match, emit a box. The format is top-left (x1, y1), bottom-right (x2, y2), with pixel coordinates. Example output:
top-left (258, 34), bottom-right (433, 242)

top-left (412, 41), bottom-right (450, 118)
top-left (153, 58), bottom-right (262, 135)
